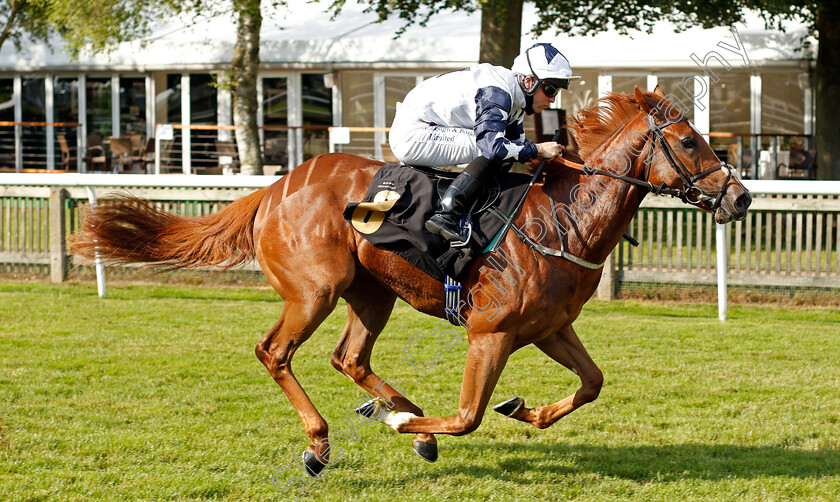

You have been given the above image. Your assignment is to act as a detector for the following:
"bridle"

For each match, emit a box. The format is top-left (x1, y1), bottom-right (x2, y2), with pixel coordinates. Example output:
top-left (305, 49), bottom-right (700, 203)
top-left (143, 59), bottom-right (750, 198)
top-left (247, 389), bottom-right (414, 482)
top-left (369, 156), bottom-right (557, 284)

top-left (489, 110), bottom-right (736, 269)
top-left (578, 114), bottom-right (733, 211)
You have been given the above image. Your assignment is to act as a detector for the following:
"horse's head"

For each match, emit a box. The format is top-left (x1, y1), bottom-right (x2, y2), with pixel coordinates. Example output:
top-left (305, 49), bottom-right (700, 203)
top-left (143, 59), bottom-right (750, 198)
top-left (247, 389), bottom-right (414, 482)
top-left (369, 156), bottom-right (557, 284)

top-left (632, 85), bottom-right (751, 223)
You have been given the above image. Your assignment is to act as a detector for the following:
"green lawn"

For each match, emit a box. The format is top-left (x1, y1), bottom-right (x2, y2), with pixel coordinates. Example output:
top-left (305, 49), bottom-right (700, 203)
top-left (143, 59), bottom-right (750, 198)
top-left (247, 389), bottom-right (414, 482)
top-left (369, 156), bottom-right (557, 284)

top-left (1, 281), bottom-right (838, 501)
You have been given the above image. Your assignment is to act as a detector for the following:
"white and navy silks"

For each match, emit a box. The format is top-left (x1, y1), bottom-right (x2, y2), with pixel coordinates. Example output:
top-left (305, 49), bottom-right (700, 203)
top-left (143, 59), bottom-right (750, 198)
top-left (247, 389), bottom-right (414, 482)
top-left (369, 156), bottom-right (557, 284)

top-left (389, 63), bottom-right (538, 168)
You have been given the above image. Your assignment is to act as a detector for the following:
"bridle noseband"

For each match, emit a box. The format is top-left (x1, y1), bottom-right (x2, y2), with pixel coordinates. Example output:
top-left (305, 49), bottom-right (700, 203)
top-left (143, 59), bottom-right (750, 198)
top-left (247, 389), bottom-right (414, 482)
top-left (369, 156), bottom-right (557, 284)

top-left (581, 114), bottom-right (732, 211)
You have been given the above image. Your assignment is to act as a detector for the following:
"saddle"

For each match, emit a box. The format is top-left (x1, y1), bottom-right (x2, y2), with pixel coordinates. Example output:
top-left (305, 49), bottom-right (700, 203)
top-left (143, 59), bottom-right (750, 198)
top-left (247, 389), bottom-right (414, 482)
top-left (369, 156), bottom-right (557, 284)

top-left (343, 163), bottom-right (531, 281)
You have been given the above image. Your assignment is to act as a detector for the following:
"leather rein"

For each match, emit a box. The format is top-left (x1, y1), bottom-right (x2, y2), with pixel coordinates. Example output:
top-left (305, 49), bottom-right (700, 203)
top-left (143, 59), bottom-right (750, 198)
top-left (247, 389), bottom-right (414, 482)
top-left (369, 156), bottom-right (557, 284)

top-left (553, 116), bottom-right (732, 210)
top-left (510, 116), bottom-right (733, 269)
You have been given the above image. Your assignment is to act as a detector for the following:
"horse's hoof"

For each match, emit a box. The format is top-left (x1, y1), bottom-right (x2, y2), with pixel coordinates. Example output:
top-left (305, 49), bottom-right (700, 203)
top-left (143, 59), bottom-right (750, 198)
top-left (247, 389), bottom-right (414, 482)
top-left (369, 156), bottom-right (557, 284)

top-left (302, 449), bottom-right (325, 477)
top-left (493, 396), bottom-right (524, 417)
top-left (412, 439), bottom-right (438, 463)
top-left (355, 397), bottom-right (386, 422)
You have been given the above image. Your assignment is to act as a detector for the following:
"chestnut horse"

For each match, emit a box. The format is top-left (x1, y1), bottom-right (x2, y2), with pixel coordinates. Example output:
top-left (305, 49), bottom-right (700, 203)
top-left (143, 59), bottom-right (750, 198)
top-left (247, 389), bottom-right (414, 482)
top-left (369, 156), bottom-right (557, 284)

top-left (70, 86), bottom-right (751, 474)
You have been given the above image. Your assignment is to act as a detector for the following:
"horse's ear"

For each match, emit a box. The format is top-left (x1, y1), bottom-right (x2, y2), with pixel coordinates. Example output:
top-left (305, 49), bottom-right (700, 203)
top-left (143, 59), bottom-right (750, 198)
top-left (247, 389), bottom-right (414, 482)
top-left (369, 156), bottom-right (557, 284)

top-left (653, 84), bottom-right (665, 98)
top-left (634, 86), bottom-right (652, 114)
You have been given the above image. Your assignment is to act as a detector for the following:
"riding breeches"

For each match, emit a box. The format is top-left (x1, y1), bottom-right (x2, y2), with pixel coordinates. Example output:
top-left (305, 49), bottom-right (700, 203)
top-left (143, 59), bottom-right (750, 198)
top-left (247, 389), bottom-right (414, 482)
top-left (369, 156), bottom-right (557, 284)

top-left (389, 105), bottom-right (480, 167)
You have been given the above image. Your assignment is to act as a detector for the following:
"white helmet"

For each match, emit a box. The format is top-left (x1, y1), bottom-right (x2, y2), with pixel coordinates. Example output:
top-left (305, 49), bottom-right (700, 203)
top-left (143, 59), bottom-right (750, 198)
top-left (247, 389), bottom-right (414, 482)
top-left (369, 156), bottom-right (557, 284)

top-left (511, 43), bottom-right (579, 95)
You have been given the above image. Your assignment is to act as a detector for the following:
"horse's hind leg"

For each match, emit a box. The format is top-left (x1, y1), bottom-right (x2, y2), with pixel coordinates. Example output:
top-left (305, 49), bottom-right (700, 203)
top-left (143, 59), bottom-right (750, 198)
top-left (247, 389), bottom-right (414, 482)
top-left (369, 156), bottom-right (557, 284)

top-left (493, 324), bottom-right (603, 428)
top-left (330, 281), bottom-right (438, 462)
top-left (255, 292), bottom-right (344, 476)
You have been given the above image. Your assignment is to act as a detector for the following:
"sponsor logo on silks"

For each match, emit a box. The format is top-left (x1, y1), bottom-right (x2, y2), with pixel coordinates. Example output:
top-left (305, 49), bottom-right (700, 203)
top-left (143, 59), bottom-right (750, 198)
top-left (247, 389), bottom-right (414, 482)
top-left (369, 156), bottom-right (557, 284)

top-left (350, 190), bottom-right (401, 234)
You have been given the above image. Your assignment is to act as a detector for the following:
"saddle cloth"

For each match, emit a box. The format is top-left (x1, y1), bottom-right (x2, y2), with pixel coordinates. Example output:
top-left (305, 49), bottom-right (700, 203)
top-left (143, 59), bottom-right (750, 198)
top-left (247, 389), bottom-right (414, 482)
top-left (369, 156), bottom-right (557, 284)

top-left (342, 163), bottom-right (531, 282)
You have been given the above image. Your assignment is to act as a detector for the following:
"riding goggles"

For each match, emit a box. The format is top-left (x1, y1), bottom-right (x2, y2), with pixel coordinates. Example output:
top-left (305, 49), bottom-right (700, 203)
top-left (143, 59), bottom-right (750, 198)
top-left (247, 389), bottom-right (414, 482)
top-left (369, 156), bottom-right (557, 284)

top-left (540, 79), bottom-right (569, 97)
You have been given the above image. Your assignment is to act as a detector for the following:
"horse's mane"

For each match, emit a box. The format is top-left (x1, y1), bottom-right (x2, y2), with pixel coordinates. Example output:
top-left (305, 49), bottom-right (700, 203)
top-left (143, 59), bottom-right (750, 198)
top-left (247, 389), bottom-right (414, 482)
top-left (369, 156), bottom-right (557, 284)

top-left (567, 92), bottom-right (647, 161)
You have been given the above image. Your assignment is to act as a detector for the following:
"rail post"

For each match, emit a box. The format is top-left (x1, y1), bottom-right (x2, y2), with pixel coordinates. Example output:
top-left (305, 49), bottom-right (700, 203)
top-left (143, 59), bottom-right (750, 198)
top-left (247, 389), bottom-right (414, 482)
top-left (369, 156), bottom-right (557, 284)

top-left (597, 250), bottom-right (615, 300)
top-left (49, 187), bottom-right (68, 283)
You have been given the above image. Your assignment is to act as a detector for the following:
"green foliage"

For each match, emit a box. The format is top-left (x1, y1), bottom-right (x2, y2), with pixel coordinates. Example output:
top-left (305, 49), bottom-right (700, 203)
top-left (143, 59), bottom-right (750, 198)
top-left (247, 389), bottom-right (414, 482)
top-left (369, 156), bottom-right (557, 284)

top-left (0, 0), bottom-right (288, 59)
top-left (529, 0), bottom-right (817, 37)
top-left (343, 0), bottom-right (821, 38)
top-left (0, 0), bottom-right (52, 52)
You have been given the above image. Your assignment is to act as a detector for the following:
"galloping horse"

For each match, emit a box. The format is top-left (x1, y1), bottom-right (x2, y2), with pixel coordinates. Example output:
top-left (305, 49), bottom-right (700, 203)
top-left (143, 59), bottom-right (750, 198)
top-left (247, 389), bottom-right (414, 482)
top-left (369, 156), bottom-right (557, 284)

top-left (70, 86), bottom-right (751, 474)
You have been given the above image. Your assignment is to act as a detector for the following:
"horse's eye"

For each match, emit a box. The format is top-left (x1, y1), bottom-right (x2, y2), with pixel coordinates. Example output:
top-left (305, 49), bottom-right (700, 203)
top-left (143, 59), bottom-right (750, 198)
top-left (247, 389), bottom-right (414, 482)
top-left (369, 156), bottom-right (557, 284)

top-left (681, 138), bottom-right (695, 150)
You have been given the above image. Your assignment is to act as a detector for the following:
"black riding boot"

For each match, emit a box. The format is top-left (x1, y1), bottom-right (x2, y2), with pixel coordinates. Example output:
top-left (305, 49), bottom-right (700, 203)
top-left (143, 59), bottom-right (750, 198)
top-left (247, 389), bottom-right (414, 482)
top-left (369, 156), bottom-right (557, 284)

top-left (425, 171), bottom-right (481, 242)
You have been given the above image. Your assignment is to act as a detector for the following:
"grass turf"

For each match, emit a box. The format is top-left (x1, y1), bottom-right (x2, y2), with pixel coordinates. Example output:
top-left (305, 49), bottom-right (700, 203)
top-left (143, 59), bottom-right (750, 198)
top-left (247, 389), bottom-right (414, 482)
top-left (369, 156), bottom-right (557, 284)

top-left (0, 281), bottom-right (838, 501)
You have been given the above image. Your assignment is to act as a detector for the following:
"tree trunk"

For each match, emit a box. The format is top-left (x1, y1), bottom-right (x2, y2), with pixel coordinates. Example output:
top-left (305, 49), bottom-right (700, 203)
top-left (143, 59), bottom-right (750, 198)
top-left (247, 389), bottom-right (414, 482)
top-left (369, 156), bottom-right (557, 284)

top-left (479, 0), bottom-right (523, 66)
top-left (231, 0), bottom-right (262, 175)
top-left (0, 1), bottom-right (23, 53)
top-left (815, 4), bottom-right (840, 180)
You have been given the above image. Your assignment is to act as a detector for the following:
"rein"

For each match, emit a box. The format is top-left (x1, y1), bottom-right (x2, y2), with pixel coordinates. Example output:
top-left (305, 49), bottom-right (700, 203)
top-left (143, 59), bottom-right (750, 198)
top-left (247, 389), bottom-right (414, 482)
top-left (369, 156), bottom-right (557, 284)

top-left (551, 116), bottom-right (731, 209)
top-left (508, 115), bottom-right (733, 269)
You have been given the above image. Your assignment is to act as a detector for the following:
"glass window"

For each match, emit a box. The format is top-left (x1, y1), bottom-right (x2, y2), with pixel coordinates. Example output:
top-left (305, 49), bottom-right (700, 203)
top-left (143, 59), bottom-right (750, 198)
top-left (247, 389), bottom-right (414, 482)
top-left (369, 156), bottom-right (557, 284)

top-left (190, 73), bottom-right (217, 125)
top-left (709, 72), bottom-right (751, 158)
top-left (0, 78), bottom-right (13, 169)
top-left (710, 72), bottom-right (750, 134)
top-left (188, 73), bottom-right (218, 172)
top-left (22, 77), bottom-right (46, 168)
top-left (154, 73), bottom-right (182, 172)
top-left (302, 73), bottom-right (332, 161)
top-left (657, 76), bottom-right (695, 122)
top-left (611, 75), bottom-right (647, 97)
top-left (86, 77), bottom-right (112, 139)
top-left (0, 78), bottom-right (12, 122)
top-left (54, 77), bottom-right (80, 170)
top-left (385, 76), bottom-right (416, 126)
top-left (339, 72), bottom-right (373, 157)
top-left (22, 77), bottom-right (45, 123)
top-left (120, 77), bottom-right (146, 135)
top-left (762, 71), bottom-right (805, 135)
top-left (154, 73), bottom-right (181, 125)
top-left (562, 70), bottom-right (598, 120)
top-left (263, 77), bottom-right (288, 169)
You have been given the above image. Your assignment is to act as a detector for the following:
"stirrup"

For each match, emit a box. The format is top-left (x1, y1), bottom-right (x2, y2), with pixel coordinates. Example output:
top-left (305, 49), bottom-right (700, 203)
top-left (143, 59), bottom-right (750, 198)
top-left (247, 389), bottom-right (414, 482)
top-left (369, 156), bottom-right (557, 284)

top-left (450, 219), bottom-right (472, 248)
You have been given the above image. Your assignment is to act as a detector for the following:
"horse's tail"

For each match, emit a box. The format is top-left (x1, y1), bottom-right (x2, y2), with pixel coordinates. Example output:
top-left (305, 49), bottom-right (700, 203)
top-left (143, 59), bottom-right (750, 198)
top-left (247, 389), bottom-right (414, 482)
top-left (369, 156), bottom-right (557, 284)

top-left (69, 188), bottom-right (269, 270)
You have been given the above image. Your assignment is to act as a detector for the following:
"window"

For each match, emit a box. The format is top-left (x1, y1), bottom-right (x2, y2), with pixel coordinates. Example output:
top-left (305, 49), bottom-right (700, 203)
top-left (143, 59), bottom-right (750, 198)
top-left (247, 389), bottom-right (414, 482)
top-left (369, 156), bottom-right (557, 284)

top-left (761, 71), bottom-right (805, 135)
top-left (22, 77), bottom-right (46, 168)
top-left (611, 75), bottom-right (647, 97)
top-left (0, 78), bottom-right (13, 169)
top-left (54, 77), bottom-right (80, 169)
top-left (657, 76), bottom-right (695, 122)
top-left (263, 77), bottom-right (288, 168)
top-left (120, 77), bottom-right (146, 135)
top-left (562, 70), bottom-right (598, 121)
top-left (302, 73), bottom-right (332, 161)
top-left (340, 72), bottom-right (373, 157)
top-left (86, 77), bottom-right (112, 139)
top-left (709, 72), bottom-right (751, 155)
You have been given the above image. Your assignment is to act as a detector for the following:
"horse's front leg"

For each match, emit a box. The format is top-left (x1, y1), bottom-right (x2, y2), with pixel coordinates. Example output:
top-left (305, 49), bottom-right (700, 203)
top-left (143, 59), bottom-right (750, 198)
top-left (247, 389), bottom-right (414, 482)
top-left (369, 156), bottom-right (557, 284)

top-left (359, 332), bottom-right (513, 435)
top-left (494, 324), bottom-right (603, 429)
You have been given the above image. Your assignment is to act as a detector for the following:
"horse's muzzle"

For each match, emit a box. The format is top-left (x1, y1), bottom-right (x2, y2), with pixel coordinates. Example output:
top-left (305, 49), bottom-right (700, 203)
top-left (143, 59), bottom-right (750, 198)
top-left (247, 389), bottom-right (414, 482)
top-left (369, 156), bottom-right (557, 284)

top-left (715, 183), bottom-right (751, 223)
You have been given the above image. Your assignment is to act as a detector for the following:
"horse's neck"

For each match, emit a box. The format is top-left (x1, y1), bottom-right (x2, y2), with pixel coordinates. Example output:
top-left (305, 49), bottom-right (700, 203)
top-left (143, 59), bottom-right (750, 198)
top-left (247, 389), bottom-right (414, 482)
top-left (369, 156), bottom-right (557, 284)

top-left (526, 118), bottom-right (649, 265)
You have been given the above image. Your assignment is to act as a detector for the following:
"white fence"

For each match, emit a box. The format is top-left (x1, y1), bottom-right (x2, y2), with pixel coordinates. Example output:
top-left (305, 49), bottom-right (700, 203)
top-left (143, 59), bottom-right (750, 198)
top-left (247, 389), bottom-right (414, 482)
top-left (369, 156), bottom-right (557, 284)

top-left (0, 174), bottom-right (838, 311)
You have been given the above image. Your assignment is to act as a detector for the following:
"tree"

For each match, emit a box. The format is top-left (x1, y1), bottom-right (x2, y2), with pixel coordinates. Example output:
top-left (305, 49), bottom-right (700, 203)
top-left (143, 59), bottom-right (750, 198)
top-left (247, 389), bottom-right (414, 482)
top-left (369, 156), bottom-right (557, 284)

top-left (347, 0), bottom-right (837, 180)
top-left (231, 0), bottom-right (265, 175)
top-left (331, 0), bottom-right (523, 65)
top-left (528, 0), bottom-right (834, 180)
top-left (1, 1), bottom-right (48, 53)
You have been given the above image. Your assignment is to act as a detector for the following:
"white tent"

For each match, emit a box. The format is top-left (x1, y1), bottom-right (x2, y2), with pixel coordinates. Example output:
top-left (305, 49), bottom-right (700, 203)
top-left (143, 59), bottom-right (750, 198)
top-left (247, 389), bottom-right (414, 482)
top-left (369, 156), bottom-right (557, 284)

top-left (0, 1), bottom-right (814, 71)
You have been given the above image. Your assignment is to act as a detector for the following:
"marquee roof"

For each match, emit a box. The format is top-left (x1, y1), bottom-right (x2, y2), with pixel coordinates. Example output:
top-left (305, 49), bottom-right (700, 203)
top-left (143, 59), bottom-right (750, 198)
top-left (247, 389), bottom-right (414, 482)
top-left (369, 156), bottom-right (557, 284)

top-left (0, 1), bottom-right (814, 71)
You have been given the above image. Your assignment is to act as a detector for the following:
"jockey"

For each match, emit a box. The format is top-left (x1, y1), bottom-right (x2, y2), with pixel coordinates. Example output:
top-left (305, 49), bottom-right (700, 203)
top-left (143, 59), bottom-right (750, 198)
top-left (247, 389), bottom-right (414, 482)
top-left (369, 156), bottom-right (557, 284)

top-left (389, 42), bottom-right (579, 243)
